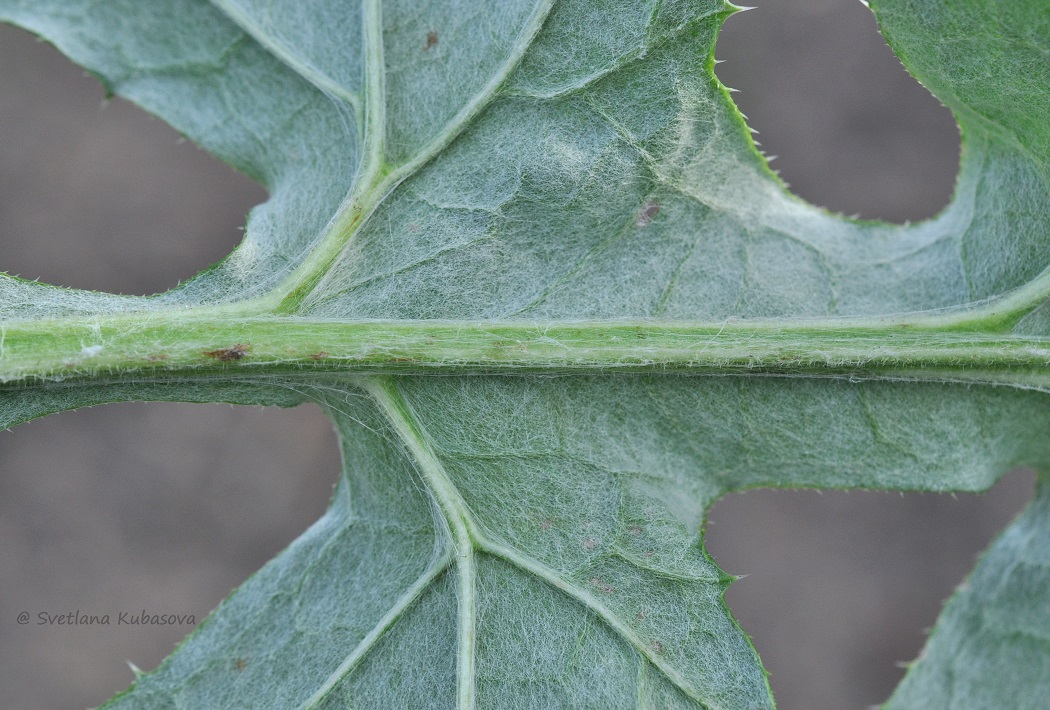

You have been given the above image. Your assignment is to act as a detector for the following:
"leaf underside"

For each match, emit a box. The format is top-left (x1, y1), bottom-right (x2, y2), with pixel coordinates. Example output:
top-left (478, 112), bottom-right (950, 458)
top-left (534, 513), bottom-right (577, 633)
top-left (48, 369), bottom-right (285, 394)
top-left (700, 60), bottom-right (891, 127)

top-left (1, 0), bottom-right (1048, 708)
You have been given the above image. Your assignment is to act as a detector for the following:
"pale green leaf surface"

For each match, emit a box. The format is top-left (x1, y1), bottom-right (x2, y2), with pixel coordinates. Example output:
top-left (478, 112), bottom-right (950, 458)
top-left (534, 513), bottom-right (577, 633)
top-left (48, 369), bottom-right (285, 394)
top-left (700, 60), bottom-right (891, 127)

top-left (1, 0), bottom-right (1049, 708)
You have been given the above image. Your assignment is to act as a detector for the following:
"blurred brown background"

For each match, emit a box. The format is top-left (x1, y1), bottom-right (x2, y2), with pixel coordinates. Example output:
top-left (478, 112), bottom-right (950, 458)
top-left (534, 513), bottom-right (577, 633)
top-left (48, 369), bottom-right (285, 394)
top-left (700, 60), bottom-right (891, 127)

top-left (0, 2), bottom-right (1032, 708)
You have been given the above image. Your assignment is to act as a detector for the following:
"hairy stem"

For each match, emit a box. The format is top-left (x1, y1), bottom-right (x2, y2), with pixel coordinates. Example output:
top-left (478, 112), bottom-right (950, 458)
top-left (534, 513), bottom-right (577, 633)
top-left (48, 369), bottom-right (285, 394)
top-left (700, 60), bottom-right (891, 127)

top-left (4, 315), bottom-right (1050, 389)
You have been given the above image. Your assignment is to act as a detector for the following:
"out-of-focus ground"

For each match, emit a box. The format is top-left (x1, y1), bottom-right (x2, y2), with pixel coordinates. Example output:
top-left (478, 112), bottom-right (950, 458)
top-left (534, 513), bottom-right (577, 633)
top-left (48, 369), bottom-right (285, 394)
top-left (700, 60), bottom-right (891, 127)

top-left (0, 2), bottom-right (1031, 708)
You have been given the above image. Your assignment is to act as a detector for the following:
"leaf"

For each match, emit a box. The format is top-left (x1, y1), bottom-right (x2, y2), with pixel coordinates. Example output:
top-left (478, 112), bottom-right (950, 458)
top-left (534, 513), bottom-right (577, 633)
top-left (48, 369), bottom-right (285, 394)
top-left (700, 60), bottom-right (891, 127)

top-left (1, 0), bottom-right (1048, 707)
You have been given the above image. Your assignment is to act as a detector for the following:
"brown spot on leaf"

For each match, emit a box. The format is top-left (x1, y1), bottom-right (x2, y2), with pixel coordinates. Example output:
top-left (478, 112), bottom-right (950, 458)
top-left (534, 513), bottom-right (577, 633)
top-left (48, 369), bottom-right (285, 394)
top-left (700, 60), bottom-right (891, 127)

top-left (589, 577), bottom-right (615, 594)
top-left (235, 658), bottom-right (247, 672)
top-left (308, 351), bottom-right (330, 361)
top-left (203, 344), bottom-right (251, 362)
top-left (628, 526), bottom-right (642, 536)
top-left (539, 518), bottom-right (554, 530)
top-left (146, 354), bottom-right (168, 363)
top-left (582, 537), bottom-right (597, 551)
top-left (425, 31), bottom-right (439, 50)
top-left (636, 200), bottom-right (660, 227)
top-left (651, 641), bottom-right (664, 655)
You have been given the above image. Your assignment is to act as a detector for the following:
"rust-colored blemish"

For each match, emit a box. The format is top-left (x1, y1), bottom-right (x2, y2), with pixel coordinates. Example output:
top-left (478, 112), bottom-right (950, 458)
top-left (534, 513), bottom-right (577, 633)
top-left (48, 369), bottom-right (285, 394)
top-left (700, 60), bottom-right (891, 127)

top-left (425, 31), bottom-right (439, 50)
top-left (235, 658), bottom-right (247, 672)
top-left (636, 199), bottom-right (660, 227)
top-left (203, 344), bottom-right (251, 362)
top-left (147, 354), bottom-right (169, 363)
top-left (651, 641), bottom-right (664, 655)
top-left (308, 351), bottom-right (330, 361)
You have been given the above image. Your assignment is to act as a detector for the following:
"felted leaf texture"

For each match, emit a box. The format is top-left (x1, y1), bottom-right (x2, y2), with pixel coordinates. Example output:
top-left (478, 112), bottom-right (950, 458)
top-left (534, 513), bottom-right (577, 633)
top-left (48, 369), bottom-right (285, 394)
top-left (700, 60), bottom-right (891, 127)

top-left (1, 0), bottom-right (1049, 707)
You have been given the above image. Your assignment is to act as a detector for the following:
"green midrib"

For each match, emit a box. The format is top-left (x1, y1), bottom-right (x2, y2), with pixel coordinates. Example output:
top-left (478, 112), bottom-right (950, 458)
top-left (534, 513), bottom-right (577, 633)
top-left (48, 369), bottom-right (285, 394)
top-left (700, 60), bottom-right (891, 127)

top-left (4, 310), bottom-right (1050, 388)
